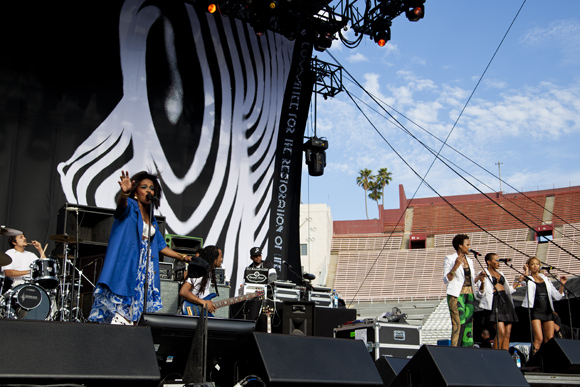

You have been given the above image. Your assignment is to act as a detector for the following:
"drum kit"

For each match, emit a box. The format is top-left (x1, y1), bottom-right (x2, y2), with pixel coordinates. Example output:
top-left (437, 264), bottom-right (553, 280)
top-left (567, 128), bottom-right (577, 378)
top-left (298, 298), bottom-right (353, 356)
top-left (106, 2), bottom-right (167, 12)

top-left (0, 226), bottom-right (94, 322)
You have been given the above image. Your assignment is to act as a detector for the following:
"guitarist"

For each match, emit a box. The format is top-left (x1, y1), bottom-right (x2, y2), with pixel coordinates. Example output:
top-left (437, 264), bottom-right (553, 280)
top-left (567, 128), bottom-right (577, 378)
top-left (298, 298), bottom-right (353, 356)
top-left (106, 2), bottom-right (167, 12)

top-left (179, 245), bottom-right (223, 315)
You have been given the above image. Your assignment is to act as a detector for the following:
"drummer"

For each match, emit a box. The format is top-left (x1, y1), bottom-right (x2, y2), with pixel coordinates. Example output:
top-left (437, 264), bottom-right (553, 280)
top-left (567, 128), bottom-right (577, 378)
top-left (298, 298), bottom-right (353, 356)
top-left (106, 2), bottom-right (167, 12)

top-left (4, 233), bottom-right (46, 287)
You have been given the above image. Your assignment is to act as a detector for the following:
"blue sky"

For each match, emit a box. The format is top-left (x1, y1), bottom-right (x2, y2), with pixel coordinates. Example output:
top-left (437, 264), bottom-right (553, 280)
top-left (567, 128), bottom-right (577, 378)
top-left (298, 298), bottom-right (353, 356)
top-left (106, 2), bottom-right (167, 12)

top-left (301, 0), bottom-right (580, 221)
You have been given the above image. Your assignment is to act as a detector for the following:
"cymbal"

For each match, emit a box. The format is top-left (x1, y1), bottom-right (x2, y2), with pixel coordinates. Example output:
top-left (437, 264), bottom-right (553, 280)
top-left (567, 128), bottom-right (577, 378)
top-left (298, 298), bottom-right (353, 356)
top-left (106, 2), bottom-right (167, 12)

top-left (0, 251), bottom-right (13, 267)
top-left (49, 234), bottom-right (83, 244)
top-left (0, 226), bottom-right (22, 237)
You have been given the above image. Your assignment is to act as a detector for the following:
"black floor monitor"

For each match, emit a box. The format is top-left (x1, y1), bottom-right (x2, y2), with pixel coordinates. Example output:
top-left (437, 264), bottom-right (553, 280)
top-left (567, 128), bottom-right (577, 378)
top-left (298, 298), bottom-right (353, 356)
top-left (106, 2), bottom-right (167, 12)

top-left (139, 313), bottom-right (256, 385)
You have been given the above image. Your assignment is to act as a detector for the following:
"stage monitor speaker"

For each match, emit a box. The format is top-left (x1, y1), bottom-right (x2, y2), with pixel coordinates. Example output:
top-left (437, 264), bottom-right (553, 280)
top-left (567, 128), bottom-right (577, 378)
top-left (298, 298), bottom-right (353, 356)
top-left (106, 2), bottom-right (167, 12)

top-left (156, 279), bottom-right (179, 314)
top-left (282, 300), bottom-right (315, 336)
top-left (375, 356), bottom-right (409, 387)
top-left (526, 338), bottom-right (580, 373)
top-left (389, 345), bottom-right (528, 387)
top-left (242, 332), bottom-right (383, 387)
top-left (0, 319), bottom-right (160, 386)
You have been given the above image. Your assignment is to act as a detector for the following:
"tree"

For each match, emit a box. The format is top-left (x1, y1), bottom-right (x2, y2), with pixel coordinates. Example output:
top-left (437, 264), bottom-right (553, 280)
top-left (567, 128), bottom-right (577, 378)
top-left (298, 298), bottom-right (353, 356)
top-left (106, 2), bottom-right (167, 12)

top-left (356, 169), bottom-right (373, 220)
top-left (368, 179), bottom-right (383, 215)
top-left (375, 167), bottom-right (393, 210)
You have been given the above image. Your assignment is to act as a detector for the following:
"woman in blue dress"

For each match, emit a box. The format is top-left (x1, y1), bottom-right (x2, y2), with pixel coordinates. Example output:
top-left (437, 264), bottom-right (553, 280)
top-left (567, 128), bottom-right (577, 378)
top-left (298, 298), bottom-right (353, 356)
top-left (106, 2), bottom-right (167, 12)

top-left (89, 170), bottom-right (191, 325)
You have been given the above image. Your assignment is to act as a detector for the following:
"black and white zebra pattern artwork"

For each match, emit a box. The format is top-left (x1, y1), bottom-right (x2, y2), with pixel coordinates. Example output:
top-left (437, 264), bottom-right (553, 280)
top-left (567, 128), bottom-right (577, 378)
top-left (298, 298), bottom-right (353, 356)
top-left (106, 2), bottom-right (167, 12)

top-left (56, 0), bottom-right (310, 289)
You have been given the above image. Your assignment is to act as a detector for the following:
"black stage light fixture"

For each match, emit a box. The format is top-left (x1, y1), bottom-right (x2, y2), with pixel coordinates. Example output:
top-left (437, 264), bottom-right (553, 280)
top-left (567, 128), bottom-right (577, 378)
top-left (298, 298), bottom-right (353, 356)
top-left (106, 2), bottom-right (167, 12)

top-left (374, 29), bottom-right (391, 47)
top-left (314, 31), bottom-right (334, 52)
top-left (405, 0), bottom-right (425, 22)
top-left (304, 137), bottom-right (328, 177)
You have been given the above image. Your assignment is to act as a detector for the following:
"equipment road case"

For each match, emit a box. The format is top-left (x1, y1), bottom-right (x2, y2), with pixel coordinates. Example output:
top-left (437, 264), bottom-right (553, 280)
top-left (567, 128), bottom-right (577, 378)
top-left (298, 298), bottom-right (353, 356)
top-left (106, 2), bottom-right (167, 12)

top-left (334, 319), bottom-right (421, 359)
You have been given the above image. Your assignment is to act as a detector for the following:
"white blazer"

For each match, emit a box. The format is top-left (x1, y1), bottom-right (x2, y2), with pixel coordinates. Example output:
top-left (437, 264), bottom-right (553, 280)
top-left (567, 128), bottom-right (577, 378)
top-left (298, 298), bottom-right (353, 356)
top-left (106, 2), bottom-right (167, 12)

top-left (443, 252), bottom-right (480, 298)
top-left (521, 273), bottom-right (563, 311)
top-left (475, 268), bottom-right (516, 311)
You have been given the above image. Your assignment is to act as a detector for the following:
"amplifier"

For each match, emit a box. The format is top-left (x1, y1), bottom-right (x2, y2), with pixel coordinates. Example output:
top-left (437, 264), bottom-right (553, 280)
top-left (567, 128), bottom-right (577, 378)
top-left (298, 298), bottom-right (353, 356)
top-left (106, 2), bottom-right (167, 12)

top-left (309, 291), bottom-right (332, 308)
top-left (159, 262), bottom-right (173, 280)
top-left (214, 268), bottom-right (226, 285)
top-left (274, 287), bottom-right (300, 303)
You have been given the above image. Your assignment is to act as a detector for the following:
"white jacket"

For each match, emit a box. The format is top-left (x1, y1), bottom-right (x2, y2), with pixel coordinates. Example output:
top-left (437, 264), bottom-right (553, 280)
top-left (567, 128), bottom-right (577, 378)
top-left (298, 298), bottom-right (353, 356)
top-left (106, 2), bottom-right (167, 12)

top-left (475, 268), bottom-right (516, 311)
top-left (443, 252), bottom-right (481, 298)
top-left (521, 273), bottom-right (563, 311)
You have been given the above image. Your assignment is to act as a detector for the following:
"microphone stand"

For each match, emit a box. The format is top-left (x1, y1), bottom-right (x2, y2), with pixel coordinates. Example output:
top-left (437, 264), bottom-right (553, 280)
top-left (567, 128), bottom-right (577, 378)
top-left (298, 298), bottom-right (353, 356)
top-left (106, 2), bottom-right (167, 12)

top-left (472, 252), bottom-right (500, 348)
top-left (510, 262), bottom-right (537, 357)
top-left (283, 261), bottom-right (313, 301)
top-left (140, 200), bottom-right (155, 324)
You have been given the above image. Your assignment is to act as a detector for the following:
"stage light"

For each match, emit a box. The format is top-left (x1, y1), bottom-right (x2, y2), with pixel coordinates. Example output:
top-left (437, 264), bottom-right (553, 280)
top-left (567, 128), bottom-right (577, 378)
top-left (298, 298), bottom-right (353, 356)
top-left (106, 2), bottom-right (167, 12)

top-left (374, 30), bottom-right (390, 47)
top-left (314, 32), bottom-right (334, 52)
top-left (207, 3), bottom-right (217, 13)
top-left (304, 137), bottom-right (328, 177)
top-left (269, 0), bottom-right (277, 9)
top-left (405, 1), bottom-right (425, 22)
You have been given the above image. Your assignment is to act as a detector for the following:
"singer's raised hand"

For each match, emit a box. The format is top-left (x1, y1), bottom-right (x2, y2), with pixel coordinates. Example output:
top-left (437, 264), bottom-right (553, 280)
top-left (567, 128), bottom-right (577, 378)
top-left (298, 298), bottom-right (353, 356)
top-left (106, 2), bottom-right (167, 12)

top-left (118, 170), bottom-right (132, 193)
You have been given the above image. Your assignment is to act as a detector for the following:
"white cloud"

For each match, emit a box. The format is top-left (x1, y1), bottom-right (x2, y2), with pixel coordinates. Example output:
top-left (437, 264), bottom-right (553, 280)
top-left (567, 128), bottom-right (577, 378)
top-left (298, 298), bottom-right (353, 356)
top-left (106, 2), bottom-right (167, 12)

top-left (347, 52), bottom-right (368, 63)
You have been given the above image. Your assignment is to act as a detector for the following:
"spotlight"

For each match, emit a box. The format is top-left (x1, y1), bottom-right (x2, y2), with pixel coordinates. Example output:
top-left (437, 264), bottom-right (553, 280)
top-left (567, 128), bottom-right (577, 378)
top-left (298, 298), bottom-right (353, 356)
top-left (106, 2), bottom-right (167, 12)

top-left (314, 32), bottom-right (334, 52)
top-left (207, 3), bottom-right (217, 13)
top-left (374, 30), bottom-right (390, 47)
top-left (304, 137), bottom-right (328, 177)
top-left (405, 1), bottom-right (425, 22)
top-left (269, 0), bottom-right (277, 9)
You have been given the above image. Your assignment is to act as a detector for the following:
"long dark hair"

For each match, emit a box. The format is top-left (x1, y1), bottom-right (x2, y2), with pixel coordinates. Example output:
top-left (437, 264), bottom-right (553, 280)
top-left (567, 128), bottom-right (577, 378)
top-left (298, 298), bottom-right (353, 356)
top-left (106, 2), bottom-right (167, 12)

top-left (125, 171), bottom-right (163, 209)
top-left (196, 245), bottom-right (222, 297)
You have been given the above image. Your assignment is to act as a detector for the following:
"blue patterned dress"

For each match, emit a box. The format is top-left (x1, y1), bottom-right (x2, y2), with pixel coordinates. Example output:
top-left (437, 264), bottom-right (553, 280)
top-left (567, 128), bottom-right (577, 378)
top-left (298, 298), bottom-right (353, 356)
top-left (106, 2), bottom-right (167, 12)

top-left (89, 239), bottom-right (162, 323)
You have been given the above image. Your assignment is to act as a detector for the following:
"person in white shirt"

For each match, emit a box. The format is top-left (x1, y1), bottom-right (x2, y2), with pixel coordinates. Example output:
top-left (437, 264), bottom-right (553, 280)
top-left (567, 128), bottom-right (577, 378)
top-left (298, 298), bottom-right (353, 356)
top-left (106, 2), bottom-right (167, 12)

top-left (179, 245), bottom-right (223, 315)
top-left (443, 234), bottom-right (485, 347)
top-left (4, 233), bottom-right (46, 287)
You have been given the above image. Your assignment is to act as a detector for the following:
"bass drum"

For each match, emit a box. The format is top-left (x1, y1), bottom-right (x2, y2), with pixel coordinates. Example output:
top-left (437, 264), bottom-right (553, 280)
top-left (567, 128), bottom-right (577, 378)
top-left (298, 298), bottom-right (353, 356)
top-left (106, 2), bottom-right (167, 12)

top-left (10, 283), bottom-right (51, 320)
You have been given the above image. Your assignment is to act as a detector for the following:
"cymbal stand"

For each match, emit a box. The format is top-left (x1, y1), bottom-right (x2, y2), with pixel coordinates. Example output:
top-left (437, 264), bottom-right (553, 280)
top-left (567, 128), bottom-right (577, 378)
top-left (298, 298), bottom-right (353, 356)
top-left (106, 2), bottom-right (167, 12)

top-left (71, 265), bottom-right (95, 321)
top-left (57, 240), bottom-right (73, 321)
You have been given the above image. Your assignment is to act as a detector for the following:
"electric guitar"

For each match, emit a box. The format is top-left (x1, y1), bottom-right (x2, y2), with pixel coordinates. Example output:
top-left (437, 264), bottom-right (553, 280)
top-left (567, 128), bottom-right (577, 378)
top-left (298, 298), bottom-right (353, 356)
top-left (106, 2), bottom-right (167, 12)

top-left (182, 290), bottom-right (265, 317)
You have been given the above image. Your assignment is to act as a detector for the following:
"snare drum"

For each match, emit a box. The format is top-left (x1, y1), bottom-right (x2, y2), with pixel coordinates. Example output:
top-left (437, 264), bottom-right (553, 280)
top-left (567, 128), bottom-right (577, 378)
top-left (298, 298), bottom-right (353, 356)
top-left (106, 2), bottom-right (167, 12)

top-left (31, 258), bottom-right (60, 289)
top-left (9, 283), bottom-right (51, 320)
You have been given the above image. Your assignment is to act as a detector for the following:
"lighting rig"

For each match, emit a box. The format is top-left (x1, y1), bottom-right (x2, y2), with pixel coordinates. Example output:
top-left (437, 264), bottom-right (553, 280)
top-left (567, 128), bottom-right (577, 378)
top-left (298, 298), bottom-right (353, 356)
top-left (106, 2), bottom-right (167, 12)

top-left (193, 0), bottom-right (426, 49)
top-left (190, 0), bottom-right (426, 176)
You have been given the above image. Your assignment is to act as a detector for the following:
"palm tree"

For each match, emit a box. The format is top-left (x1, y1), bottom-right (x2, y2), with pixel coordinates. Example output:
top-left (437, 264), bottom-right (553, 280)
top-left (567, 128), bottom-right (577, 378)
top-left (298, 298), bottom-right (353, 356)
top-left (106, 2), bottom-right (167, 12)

top-left (356, 169), bottom-right (373, 220)
top-left (368, 179), bottom-right (383, 216)
top-left (375, 167), bottom-right (393, 210)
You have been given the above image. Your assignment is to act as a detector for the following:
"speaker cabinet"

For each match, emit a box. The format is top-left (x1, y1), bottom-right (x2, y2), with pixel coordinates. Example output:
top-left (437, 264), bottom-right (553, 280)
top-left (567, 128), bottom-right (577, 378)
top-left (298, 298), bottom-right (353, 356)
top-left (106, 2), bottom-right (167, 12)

top-left (389, 345), bottom-right (528, 387)
top-left (375, 356), bottom-right (409, 387)
top-left (241, 332), bottom-right (383, 387)
top-left (282, 301), bottom-right (315, 336)
top-left (527, 338), bottom-right (580, 373)
top-left (156, 279), bottom-right (179, 314)
top-left (0, 319), bottom-right (160, 386)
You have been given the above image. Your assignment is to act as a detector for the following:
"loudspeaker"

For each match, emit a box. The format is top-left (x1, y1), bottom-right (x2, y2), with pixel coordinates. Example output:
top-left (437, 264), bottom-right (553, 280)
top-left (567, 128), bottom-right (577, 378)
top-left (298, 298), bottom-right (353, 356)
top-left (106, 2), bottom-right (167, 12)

top-left (0, 319), bottom-right (160, 386)
top-left (526, 338), bottom-right (580, 373)
top-left (157, 279), bottom-right (179, 314)
top-left (282, 300), bottom-right (315, 336)
top-left (375, 356), bottom-right (409, 387)
top-left (242, 332), bottom-right (383, 386)
top-left (389, 345), bottom-right (528, 387)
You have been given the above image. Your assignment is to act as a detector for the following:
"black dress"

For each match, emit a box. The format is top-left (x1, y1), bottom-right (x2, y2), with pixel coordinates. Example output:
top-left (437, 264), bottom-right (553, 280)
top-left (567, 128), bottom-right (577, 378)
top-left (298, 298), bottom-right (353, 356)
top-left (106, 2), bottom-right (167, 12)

top-left (485, 275), bottom-right (518, 324)
top-left (531, 281), bottom-right (554, 322)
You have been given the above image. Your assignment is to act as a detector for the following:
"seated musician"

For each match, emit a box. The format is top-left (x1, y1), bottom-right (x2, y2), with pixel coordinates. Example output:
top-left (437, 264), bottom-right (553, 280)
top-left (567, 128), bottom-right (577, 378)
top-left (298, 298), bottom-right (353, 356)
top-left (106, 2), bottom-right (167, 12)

top-left (179, 245), bottom-right (223, 316)
top-left (4, 233), bottom-right (46, 287)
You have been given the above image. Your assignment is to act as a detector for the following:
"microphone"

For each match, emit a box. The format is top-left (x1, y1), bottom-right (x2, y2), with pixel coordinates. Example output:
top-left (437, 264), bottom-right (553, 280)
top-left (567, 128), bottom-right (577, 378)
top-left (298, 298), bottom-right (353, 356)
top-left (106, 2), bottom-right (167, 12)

top-left (541, 266), bottom-right (554, 271)
top-left (498, 258), bottom-right (512, 263)
top-left (468, 249), bottom-right (481, 256)
top-left (268, 268), bottom-right (277, 283)
top-left (283, 261), bottom-right (292, 268)
top-left (302, 272), bottom-right (316, 281)
top-left (146, 193), bottom-right (159, 203)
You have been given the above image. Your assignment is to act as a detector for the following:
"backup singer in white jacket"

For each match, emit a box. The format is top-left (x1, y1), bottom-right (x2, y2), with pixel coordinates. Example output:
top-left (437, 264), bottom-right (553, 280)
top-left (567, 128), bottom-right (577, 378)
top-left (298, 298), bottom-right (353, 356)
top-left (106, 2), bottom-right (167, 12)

top-left (443, 234), bottom-right (485, 347)
top-left (475, 253), bottom-right (518, 350)
top-left (520, 256), bottom-right (567, 355)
